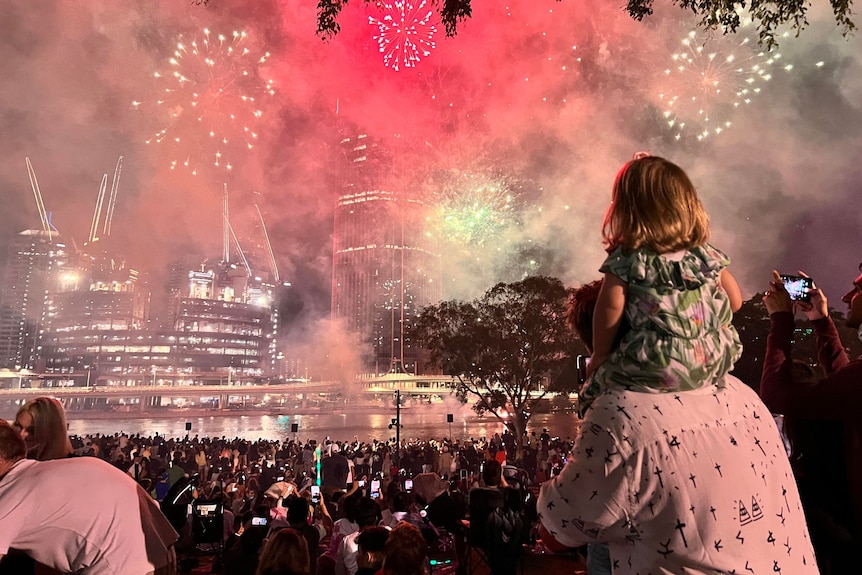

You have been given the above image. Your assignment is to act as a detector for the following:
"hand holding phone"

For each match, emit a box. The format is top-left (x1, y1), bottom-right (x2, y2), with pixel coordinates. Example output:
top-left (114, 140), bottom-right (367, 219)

top-left (780, 274), bottom-right (814, 302)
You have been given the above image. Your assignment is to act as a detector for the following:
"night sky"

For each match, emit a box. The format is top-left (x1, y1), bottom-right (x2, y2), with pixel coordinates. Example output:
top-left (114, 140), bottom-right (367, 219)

top-left (1, 0), bottom-right (860, 360)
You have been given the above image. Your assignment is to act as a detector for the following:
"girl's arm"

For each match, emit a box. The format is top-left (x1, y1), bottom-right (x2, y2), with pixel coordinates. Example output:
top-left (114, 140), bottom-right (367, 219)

top-left (719, 268), bottom-right (743, 312)
top-left (589, 272), bottom-right (626, 374)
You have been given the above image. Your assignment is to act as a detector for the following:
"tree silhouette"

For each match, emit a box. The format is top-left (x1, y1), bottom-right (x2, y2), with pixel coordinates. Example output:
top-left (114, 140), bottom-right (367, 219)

top-left (409, 276), bottom-right (577, 453)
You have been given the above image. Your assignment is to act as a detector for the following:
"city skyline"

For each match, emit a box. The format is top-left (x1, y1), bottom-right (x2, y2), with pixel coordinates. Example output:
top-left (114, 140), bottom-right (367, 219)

top-left (1, 0), bottom-right (861, 361)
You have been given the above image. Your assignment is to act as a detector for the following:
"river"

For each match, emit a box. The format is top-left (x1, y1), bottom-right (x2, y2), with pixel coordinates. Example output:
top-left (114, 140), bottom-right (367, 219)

top-left (57, 404), bottom-right (581, 442)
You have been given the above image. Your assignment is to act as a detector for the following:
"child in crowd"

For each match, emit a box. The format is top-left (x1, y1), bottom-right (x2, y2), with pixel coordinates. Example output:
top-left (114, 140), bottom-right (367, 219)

top-left (582, 153), bottom-right (743, 411)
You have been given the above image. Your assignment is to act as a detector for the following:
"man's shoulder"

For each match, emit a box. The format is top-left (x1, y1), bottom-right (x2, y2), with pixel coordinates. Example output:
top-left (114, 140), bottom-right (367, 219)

top-left (583, 377), bottom-right (768, 440)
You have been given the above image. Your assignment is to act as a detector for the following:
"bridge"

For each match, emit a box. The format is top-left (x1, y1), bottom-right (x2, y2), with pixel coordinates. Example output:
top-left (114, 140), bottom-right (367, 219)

top-left (0, 373), bottom-right (460, 412)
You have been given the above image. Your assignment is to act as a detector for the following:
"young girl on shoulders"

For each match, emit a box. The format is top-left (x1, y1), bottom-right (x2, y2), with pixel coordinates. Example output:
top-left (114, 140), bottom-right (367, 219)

top-left (582, 154), bottom-right (743, 410)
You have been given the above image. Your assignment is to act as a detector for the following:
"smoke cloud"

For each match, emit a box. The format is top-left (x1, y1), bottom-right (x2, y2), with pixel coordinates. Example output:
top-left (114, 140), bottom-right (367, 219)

top-left (1, 0), bottom-right (860, 363)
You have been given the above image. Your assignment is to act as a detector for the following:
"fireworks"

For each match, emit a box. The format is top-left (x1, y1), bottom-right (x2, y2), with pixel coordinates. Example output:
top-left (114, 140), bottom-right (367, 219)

top-left (658, 28), bottom-right (791, 141)
top-left (368, 0), bottom-right (438, 71)
top-left (428, 172), bottom-right (518, 247)
top-left (135, 29), bottom-right (275, 175)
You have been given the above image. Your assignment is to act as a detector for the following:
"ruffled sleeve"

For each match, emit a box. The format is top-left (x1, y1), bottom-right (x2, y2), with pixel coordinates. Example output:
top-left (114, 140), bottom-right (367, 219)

top-left (600, 244), bottom-right (729, 292)
top-left (691, 243), bottom-right (730, 273)
top-left (599, 247), bottom-right (637, 282)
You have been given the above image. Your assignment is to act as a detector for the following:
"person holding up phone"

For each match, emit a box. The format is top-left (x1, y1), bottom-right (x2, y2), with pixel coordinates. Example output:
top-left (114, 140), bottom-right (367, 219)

top-left (761, 269), bottom-right (862, 574)
top-left (284, 496), bottom-right (321, 575)
top-left (841, 263), bottom-right (862, 340)
top-left (335, 497), bottom-right (383, 575)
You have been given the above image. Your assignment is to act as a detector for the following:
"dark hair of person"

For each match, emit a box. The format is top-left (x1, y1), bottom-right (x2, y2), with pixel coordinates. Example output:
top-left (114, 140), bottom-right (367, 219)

top-left (0, 420), bottom-right (27, 461)
top-left (481, 459), bottom-right (502, 487)
top-left (382, 522), bottom-right (427, 575)
top-left (355, 496), bottom-right (382, 528)
top-left (357, 525), bottom-right (390, 554)
top-left (392, 490), bottom-right (413, 513)
top-left (256, 528), bottom-right (310, 575)
top-left (286, 496), bottom-right (310, 525)
top-left (341, 493), bottom-right (360, 523)
top-left (566, 281), bottom-right (602, 345)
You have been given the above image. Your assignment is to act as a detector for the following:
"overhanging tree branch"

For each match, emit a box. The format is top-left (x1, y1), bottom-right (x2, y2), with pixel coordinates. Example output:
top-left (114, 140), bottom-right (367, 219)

top-left (304, 0), bottom-right (856, 49)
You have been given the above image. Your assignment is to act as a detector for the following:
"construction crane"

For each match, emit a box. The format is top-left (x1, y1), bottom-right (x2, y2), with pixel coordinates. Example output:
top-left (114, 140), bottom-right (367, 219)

top-left (25, 158), bottom-right (51, 238)
top-left (103, 156), bottom-right (123, 237)
top-left (223, 183), bottom-right (230, 264)
top-left (221, 183), bottom-right (251, 277)
top-left (255, 203), bottom-right (280, 282)
top-left (89, 174), bottom-right (108, 243)
top-left (87, 156), bottom-right (123, 244)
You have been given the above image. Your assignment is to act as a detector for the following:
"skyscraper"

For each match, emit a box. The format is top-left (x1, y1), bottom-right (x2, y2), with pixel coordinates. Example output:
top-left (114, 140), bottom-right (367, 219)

top-left (0, 230), bottom-right (67, 370)
top-left (332, 134), bottom-right (442, 375)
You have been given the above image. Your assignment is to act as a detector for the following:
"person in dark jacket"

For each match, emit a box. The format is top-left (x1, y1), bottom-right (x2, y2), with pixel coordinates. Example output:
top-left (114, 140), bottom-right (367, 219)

top-left (761, 269), bottom-right (862, 575)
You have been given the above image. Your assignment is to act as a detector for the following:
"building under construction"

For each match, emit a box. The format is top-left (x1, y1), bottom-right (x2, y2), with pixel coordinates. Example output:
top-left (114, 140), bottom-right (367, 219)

top-left (0, 157), bottom-right (286, 388)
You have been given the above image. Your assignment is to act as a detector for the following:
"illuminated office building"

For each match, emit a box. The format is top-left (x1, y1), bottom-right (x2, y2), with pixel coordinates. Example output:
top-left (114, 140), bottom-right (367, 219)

top-left (40, 256), bottom-right (279, 386)
top-left (332, 134), bottom-right (442, 375)
top-left (0, 230), bottom-right (67, 370)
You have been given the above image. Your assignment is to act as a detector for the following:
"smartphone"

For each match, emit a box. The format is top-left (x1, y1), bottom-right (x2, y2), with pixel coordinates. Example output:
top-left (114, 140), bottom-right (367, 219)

top-left (370, 479), bottom-right (381, 498)
top-left (781, 274), bottom-right (814, 302)
top-left (405, 479), bottom-right (413, 492)
top-left (576, 354), bottom-right (591, 386)
top-left (311, 485), bottom-right (321, 505)
top-left (252, 516), bottom-right (268, 527)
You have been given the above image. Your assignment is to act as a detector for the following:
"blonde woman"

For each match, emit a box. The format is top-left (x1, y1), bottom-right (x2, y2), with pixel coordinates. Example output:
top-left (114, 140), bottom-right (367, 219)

top-left (14, 396), bottom-right (73, 461)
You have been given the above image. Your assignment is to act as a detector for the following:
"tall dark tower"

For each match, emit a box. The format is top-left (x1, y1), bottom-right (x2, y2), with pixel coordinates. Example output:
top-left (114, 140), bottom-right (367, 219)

top-left (331, 134), bottom-right (442, 375)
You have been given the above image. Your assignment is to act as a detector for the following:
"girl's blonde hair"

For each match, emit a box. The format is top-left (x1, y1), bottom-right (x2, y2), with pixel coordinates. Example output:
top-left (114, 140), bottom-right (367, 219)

top-left (602, 155), bottom-right (709, 253)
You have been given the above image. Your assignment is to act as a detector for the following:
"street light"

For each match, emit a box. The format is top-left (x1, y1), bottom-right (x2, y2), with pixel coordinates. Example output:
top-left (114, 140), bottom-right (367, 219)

top-left (388, 390), bottom-right (403, 467)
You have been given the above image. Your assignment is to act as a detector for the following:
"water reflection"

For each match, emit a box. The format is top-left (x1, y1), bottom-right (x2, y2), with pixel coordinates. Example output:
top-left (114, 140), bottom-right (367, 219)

top-left (63, 409), bottom-right (580, 442)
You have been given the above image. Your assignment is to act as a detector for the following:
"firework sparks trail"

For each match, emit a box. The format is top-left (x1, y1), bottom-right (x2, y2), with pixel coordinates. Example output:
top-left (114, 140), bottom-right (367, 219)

top-left (368, 0), bottom-right (438, 72)
top-left (132, 29), bottom-right (275, 175)
top-left (658, 27), bottom-right (792, 141)
top-left (427, 171), bottom-right (519, 247)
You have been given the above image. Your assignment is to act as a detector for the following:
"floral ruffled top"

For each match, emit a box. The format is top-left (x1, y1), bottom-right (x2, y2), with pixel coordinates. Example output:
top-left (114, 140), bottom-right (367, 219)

top-left (580, 244), bottom-right (742, 412)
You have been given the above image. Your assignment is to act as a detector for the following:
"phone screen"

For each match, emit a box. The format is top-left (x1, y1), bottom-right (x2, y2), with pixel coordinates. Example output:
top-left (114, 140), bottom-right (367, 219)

top-left (576, 354), bottom-right (591, 385)
top-left (311, 485), bottom-right (321, 504)
top-left (781, 274), bottom-right (814, 302)
top-left (252, 516), bottom-right (268, 526)
top-left (358, 480), bottom-right (366, 487)
top-left (405, 479), bottom-right (413, 492)
top-left (370, 480), bottom-right (381, 497)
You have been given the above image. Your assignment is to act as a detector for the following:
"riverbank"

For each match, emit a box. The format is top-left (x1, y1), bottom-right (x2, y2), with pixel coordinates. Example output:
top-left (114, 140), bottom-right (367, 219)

top-left (0, 402), bottom-right (436, 422)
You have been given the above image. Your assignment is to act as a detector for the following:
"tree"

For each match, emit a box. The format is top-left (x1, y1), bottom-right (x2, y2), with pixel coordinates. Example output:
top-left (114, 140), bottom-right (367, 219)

top-left (409, 276), bottom-right (577, 456)
top-left (314, 0), bottom-right (855, 48)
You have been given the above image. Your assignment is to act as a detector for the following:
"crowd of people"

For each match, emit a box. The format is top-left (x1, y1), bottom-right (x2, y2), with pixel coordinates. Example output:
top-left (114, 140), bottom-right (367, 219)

top-left (1, 155), bottom-right (861, 575)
